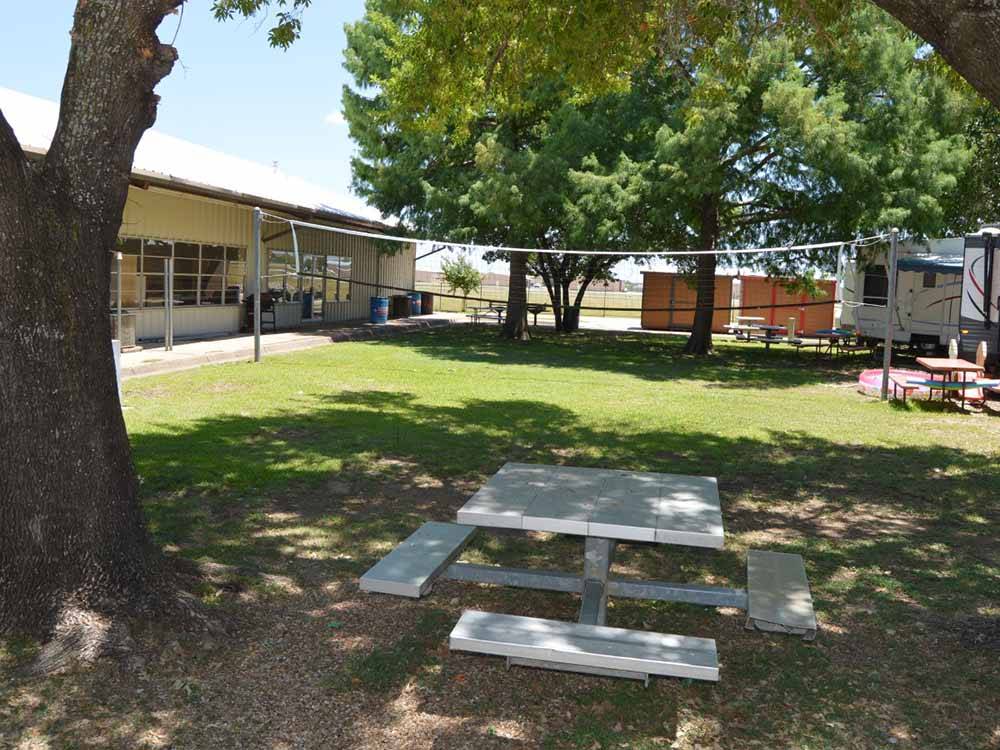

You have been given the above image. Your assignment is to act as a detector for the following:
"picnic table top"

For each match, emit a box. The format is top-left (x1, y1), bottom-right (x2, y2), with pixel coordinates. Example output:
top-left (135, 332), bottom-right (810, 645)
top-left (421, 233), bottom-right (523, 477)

top-left (915, 357), bottom-right (985, 373)
top-left (456, 462), bottom-right (724, 548)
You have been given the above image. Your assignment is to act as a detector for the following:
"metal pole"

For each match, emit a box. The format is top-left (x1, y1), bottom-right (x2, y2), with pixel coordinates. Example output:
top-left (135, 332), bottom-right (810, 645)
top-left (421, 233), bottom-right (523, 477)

top-left (880, 228), bottom-right (899, 400)
top-left (165, 257), bottom-right (174, 351)
top-left (115, 251), bottom-right (123, 339)
top-left (253, 207), bottom-right (262, 363)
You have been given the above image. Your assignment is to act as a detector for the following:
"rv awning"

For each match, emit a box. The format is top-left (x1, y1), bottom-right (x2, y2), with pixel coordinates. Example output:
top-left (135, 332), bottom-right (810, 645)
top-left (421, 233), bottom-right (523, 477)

top-left (897, 254), bottom-right (963, 273)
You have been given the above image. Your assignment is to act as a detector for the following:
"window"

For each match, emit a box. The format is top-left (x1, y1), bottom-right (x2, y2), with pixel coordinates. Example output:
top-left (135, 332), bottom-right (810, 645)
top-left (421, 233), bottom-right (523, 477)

top-left (267, 249), bottom-right (298, 301)
top-left (327, 255), bottom-right (352, 301)
top-left (862, 266), bottom-right (889, 305)
top-left (173, 243), bottom-right (200, 305)
top-left (922, 272), bottom-right (937, 289)
top-left (108, 237), bottom-right (247, 309)
top-left (142, 240), bottom-right (172, 307)
top-left (199, 245), bottom-right (225, 304)
top-left (110, 238), bottom-right (141, 308)
top-left (225, 246), bottom-right (245, 304)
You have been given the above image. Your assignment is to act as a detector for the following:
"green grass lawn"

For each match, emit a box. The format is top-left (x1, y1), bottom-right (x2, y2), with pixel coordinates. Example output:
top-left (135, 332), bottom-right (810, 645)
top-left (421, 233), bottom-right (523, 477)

top-left (3, 327), bottom-right (998, 749)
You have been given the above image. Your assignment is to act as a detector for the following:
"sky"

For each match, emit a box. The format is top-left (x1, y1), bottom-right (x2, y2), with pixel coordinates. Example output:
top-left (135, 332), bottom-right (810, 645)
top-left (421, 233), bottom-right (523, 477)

top-left (1, 1), bottom-right (368, 207)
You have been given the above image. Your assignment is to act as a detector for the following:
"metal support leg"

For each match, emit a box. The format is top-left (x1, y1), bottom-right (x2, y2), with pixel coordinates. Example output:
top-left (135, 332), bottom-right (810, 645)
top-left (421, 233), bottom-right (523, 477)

top-left (580, 537), bottom-right (616, 625)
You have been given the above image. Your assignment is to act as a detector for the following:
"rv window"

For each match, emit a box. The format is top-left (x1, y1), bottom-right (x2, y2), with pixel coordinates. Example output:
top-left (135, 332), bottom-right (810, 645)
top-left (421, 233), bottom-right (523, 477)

top-left (922, 272), bottom-right (936, 288)
top-left (862, 266), bottom-right (889, 305)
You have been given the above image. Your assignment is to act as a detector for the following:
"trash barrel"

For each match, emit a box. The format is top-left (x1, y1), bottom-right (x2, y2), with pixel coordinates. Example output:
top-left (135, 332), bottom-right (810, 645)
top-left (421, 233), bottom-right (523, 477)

top-left (562, 305), bottom-right (581, 332)
top-left (420, 291), bottom-right (434, 315)
top-left (407, 291), bottom-right (422, 316)
top-left (390, 294), bottom-right (411, 319)
top-left (302, 292), bottom-right (314, 319)
top-left (370, 296), bottom-right (389, 324)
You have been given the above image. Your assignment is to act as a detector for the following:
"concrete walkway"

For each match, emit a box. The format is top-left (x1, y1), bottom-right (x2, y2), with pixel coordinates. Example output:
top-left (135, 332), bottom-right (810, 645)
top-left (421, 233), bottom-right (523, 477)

top-left (121, 313), bottom-right (463, 380)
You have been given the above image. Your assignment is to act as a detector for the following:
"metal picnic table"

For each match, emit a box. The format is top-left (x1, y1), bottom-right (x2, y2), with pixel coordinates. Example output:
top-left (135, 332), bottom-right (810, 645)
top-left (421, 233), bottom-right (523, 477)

top-left (468, 304), bottom-right (507, 325)
top-left (360, 462), bottom-right (817, 685)
top-left (526, 303), bottom-right (548, 326)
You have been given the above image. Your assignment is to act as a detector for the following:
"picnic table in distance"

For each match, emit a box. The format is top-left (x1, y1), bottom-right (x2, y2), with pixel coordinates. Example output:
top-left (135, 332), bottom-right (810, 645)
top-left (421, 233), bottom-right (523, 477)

top-left (526, 303), bottom-right (547, 325)
top-left (468, 304), bottom-right (507, 325)
top-left (911, 356), bottom-right (992, 409)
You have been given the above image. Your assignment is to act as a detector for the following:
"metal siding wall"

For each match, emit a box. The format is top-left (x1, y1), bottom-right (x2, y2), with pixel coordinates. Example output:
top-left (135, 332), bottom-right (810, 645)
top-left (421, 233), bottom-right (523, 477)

top-left (119, 192), bottom-right (415, 335)
top-left (135, 306), bottom-right (242, 341)
top-left (120, 187), bottom-right (252, 246)
top-left (258, 220), bottom-right (415, 325)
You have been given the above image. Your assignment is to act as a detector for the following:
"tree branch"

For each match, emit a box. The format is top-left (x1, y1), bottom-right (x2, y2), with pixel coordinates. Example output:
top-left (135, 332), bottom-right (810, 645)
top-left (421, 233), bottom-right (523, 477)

top-left (871, 0), bottom-right (1000, 109)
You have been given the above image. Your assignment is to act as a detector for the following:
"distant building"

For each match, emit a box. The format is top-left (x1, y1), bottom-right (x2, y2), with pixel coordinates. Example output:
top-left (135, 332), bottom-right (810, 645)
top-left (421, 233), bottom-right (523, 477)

top-left (417, 269), bottom-right (625, 292)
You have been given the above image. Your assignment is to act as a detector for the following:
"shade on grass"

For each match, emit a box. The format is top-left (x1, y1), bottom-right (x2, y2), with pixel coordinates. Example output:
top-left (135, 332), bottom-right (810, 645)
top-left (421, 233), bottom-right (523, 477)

top-left (3, 328), bottom-right (997, 749)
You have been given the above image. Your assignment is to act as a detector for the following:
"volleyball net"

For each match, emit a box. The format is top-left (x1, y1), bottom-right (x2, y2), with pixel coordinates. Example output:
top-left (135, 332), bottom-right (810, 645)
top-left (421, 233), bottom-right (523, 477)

top-left (255, 209), bottom-right (890, 316)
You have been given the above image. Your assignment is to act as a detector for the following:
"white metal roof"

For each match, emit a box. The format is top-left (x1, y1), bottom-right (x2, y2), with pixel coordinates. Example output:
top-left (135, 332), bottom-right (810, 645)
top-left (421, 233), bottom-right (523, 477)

top-left (0, 87), bottom-right (384, 227)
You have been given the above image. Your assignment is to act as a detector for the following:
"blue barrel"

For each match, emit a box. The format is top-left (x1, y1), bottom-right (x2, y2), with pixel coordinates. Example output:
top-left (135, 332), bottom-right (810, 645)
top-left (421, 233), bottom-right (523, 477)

top-left (370, 296), bottom-right (389, 324)
top-left (407, 291), bottom-right (422, 316)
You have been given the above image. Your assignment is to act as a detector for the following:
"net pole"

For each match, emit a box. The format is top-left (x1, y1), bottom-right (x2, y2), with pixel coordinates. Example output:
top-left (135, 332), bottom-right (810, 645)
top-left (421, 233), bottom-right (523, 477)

top-left (880, 228), bottom-right (899, 400)
top-left (115, 250), bottom-right (123, 340)
top-left (253, 207), bottom-right (263, 363)
top-left (164, 257), bottom-right (174, 351)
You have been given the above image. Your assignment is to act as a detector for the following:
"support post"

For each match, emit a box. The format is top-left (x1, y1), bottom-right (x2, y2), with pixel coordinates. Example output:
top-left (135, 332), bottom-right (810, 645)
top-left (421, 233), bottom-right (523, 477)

top-left (253, 207), bottom-right (262, 363)
top-left (880, 228), bottom-right (899, 400)
top-left (115, 250), bottom-right (123, 338)
top-left (579, 537), bottom-right (616, 625)
top-left (164, 257), bottom-right (174, 351)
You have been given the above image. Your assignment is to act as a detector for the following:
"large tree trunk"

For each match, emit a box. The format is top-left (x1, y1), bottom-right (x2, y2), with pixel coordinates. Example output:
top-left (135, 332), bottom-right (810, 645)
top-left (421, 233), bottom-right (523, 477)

top-left (502, 251), bottom-right (530, 339)
top-left (683, 197), bottom-right (719, 355)
top-left (871, 1), bottom-right (1000, 110)
top-left (0, 0), bottom-right (185, 667)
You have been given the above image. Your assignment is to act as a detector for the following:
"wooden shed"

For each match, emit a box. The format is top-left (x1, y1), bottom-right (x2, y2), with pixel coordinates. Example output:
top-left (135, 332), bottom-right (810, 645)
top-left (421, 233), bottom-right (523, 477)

top-left (640, 272), bottom-right (735, 333)
top-left (640, 271), bottom-right (836, 334)
top-left (738, 276), bottom-right (836, 334)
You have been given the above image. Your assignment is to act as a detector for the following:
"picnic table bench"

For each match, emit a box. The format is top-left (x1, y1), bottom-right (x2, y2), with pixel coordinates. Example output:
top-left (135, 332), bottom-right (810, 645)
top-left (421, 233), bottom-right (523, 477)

top-left (360, 462), bottom-right (817, 685)
top-left (468, 305), bottom-right (506, 325)
top-left (890, 373), bottom-right (920, 403)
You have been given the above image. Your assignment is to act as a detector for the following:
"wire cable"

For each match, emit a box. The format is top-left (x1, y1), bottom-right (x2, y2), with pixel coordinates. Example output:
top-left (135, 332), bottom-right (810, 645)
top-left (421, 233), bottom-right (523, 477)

top-left (260, 209), bottom-right (886, 258)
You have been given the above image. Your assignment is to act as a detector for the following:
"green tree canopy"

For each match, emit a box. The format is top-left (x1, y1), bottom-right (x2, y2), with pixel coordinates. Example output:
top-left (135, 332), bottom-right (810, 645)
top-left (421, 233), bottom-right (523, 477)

top-left (345, 1), bottom-right (970, 349)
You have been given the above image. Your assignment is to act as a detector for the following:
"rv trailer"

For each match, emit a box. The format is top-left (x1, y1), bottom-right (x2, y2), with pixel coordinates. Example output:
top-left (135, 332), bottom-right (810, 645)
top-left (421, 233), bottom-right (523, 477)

top-left (959, 228), bottom-right (1000, 368)
top-left (840, 238), bottom-right (964, 351)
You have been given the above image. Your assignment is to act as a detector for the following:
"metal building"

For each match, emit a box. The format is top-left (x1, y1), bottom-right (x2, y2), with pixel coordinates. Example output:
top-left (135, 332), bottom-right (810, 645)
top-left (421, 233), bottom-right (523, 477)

top-left (3, 87), bottom-right (415, 343)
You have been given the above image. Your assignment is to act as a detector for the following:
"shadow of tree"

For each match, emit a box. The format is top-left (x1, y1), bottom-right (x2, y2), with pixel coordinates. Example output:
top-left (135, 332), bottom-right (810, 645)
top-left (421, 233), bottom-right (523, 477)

top-left (379, 326), bottom-right (873, 390)
top-left (106, 384), bottom-right (999, 748)
top-left (5, 331), bottom-right (998, 748)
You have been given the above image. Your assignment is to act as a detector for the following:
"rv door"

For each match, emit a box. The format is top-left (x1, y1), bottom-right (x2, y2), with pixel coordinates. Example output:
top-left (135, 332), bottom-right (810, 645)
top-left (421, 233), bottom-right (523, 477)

top-left (960, 231), bottom-right (1000, 364)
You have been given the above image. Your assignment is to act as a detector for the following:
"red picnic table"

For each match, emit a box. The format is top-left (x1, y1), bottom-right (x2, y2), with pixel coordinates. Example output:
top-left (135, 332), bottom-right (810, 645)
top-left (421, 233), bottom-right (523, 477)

top-left (914, 357), bottom-right (986, 409)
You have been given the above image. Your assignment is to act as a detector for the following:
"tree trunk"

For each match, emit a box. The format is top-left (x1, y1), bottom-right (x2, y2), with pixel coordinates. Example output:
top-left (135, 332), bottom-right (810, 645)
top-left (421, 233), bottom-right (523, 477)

top-left (502, 251), bottom-right (530, 339)
top-left (0, 0), bottom-right (187, 666)
top-left (683, 197), bottom-right (719, 355)
top-left (871, 1), bottom-right (1000, 110)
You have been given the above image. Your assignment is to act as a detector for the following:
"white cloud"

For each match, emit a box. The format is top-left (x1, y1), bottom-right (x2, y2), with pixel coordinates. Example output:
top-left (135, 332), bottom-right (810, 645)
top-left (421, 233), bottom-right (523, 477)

top-left (324, 110), bottom-right (346, 126)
